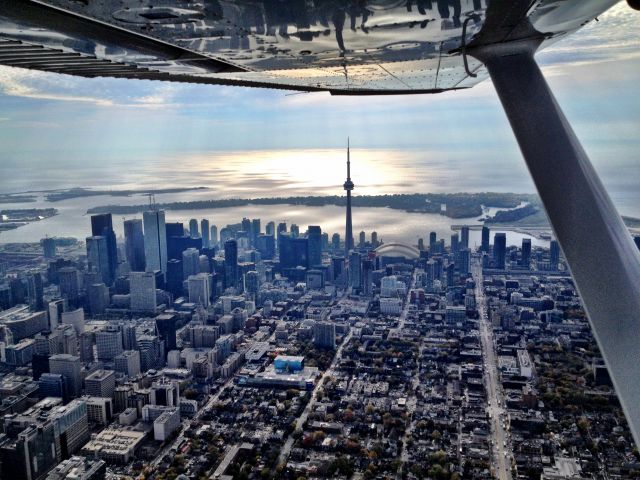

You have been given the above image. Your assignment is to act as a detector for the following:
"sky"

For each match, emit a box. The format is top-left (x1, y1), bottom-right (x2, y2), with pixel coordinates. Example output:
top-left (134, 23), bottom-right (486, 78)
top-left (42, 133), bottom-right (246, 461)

top-left (0, 3), bottom-right (639, 210)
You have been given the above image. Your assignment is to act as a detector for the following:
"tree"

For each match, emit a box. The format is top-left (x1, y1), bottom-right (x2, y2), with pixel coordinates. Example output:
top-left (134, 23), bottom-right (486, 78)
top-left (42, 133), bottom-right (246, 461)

top-left (183, 388), bottom-right (198, 400)
top-left (576, 417), bottom-right (590, 435)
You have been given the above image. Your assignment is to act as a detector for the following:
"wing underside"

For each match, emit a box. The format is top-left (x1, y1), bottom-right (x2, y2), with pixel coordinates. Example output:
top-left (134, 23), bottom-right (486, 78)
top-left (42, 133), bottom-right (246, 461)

top-left (0, 0), bottom-right (620, 94)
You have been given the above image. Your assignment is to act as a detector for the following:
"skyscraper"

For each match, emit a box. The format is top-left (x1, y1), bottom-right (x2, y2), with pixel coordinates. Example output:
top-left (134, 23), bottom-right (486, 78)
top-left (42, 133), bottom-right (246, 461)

top-left (27, 272), bottom-right (44, 311)
top-left (224, 239), bottom-right (238, 290)
top-left (189, 219), bottom-right (199, 238)
top-left (182, 248), bottom-right (200, 279)
top-left (130, 271), bottom-right (157, 312)
top-left (429, 231), bottom-right (437, 252)
top-left (114, 350), bottom-right (141, 378)
top-left (461, 226), bottom-right (470, 249)
top-left (166, 222), bottom-right (184, 260)
top-left (86, 236), bottom-right (111, 285)
top-left (49, 353), bottom-right (82, 400)
top-left (349, 251), bottom-right (361, 290)
top-left (120, 322), bottom-right (137, 350)
top-left (308, 226), bottom-right (322, 267)
top-left (314, 321), bottom-right (336, 349)
top-left (493, 233), bottom-right (506, 270)
top-left (265, 221), bottom-right (275, 236)
top-left (361, 259), bottom-right (373, 297)
top-left (450, 233), bottom-right (460, 257)
top-left (90, 214), bottom-right (118, 285)
top-left (124, 219), bottom-right (146, 272)
top-left (137, 335), bottom-right (163, 371)
top-left (242, 218), bottom-right (252, 238)
top-left (550, 239), bottom-right (560, 270)
top-left (155, 313), bottom-right (178, 353)
top-left (481, 226), bottom-right (490, 253)
top-left (95, 326), bottom-right (123, 361)
top-left (85, 369), bottom-right (116, 398)
top-left (256, 234), bottom-right (275, 260)
top-left (277, 222), bottom-right (287, 241)
top-left (210, 225), bottom-right (218, 247)
top-left (321, 232), bottom-right (329, 251)
top-left (344, 139), bottom-right (354, 256)
top-left (188, 273), bottom-right (212, 307)
top-left (332, 233), bottom-right (341, 251)
top-left (521, 238), bottom-right (532, 268)
top-left (42, 237), bottom-right (56, 259)
top-left (245, 271), bottom-right (260, 301)
top-left (201, 219), bottom-right (210, 248)
top-left (143, 210), bottom-right (167, 274)
top-left (48, 299), bottom-right (65, 329)
top-left (88, 283), bottom-right (109, 316)
top-left (279, 234), bottom-right (309, 269)
top-left (166, 259), bottom-right (183, 298)
top-left (459, 247), bottom-right (471, 274)
top-left (251, 219), bottom-right (261, 246)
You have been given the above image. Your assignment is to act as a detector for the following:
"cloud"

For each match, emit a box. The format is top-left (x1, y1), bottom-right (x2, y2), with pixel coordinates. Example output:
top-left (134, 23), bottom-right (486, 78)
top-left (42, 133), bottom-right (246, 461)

top-left (538, 3), bottom-right (640, 69)
top-left (0, 65), bottom-right (188, 108)
top-left (0, 66), bottom-right (116, 106)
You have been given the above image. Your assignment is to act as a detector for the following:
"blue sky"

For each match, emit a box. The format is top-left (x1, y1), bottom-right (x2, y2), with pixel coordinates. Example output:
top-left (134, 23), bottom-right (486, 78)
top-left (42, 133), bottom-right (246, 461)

top-left (0, 3), bottom-right (639, 204)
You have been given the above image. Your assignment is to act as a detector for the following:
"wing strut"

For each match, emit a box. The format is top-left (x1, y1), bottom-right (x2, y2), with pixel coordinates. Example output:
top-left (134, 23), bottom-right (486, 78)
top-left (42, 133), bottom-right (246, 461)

top-left (474, 42), bottom-right (640, 447)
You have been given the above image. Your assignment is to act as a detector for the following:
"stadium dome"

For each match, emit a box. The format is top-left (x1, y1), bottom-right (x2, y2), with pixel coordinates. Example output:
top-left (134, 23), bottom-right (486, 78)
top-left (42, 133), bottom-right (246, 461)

top-left (374, 243), bottom-right (420, 259)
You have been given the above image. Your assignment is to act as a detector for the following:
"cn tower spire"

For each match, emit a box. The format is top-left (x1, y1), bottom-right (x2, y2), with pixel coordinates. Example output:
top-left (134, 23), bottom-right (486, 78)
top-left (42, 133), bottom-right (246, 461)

top-left (347, 137), bottom-right (351, 180)
top-left (344, 138), bottom-right (354, 256)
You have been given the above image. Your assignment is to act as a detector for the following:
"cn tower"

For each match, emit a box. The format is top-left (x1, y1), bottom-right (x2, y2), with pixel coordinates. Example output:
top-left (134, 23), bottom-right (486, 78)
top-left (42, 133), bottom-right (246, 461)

top-left (344, 138), bottom-right (354, 257)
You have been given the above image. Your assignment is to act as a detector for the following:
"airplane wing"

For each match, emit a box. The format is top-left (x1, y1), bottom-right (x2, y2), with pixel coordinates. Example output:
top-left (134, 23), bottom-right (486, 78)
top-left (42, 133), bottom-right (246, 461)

top-left (0, 0), bottom-right (620, 94)
top-left (3, 0), bottom-right (640, 454)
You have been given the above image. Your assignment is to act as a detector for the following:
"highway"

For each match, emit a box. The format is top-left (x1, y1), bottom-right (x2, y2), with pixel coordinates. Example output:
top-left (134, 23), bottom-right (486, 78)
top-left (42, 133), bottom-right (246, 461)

top-left (473, 258), bottom-right (513, 480)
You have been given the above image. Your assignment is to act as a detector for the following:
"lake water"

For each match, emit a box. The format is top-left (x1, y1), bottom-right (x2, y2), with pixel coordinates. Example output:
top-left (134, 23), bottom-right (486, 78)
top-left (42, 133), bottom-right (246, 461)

top-left (0, 191), bottom-right (549, 248)
top-left (4, 146), bottom-right (636, 249)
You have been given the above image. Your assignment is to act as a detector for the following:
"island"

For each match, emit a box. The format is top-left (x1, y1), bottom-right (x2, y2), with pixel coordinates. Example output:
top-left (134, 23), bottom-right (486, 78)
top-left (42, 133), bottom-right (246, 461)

top-left (0, 193), bottom-right (37, 204)
top-left (87, 192), bottom-right (538, 219)
top-left (46, 186), bottom-right (209, 202)
top-left (0, 208), bottom-right (58, 231)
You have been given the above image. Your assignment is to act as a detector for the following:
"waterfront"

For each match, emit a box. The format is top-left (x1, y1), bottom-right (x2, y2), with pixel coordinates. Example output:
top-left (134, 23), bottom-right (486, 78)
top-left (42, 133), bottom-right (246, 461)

top-left (0, 189), bottom-right (551, 248)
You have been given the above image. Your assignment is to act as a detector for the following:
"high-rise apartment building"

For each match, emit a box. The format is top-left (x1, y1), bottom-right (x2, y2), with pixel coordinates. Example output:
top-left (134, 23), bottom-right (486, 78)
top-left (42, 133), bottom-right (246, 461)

top-left (314, 321), bottom-right (336, 349)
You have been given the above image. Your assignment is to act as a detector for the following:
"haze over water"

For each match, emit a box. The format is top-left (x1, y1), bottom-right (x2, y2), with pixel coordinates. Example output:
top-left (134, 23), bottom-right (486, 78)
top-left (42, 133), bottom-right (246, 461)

top-left (4, 146), bottom-right (637, 248)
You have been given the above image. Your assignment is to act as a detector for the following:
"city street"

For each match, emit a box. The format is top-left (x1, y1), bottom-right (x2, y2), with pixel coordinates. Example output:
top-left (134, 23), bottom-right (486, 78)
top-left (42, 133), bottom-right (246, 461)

top-left (473, 258), bottom-right (513, 480)
top-left (277, 329), bottom-right (353, 466)
top-left (151, 376), bottom-right (235, 469)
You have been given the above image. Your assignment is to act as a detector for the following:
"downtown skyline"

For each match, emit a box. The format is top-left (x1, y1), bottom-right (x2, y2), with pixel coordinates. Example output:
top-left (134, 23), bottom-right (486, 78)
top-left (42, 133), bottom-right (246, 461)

top-left (0, 1), bottom-right (639, 478)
